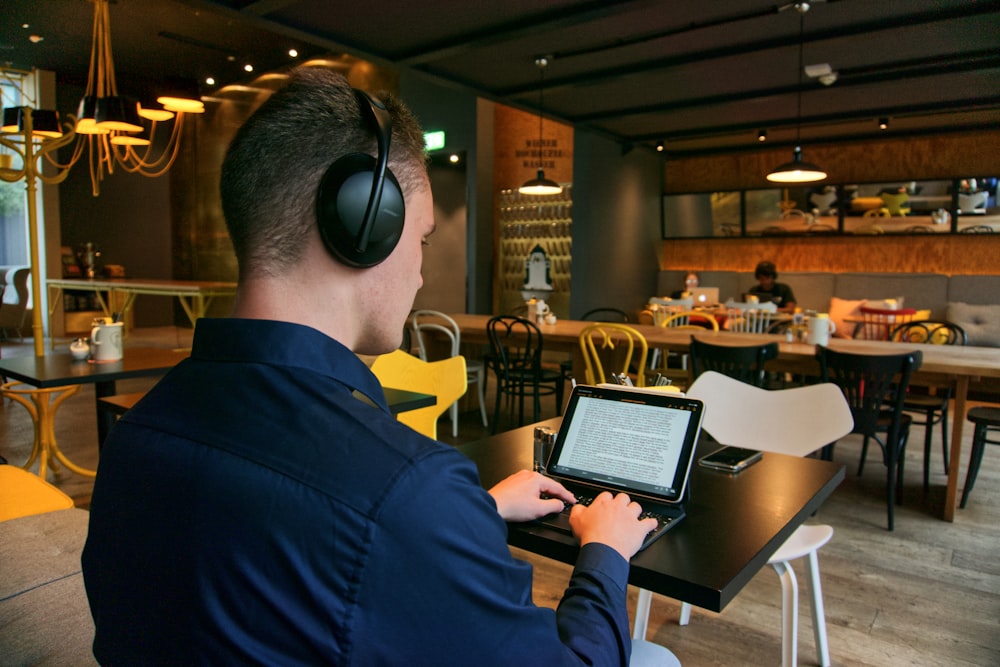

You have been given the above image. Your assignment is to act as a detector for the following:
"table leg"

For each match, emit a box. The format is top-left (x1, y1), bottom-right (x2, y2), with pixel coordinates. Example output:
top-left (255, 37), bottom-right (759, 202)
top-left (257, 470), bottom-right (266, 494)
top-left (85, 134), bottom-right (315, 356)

top-left (943, 375), bottom-right (969, 522)
top-left (95, 379), bottom-right (118, 449)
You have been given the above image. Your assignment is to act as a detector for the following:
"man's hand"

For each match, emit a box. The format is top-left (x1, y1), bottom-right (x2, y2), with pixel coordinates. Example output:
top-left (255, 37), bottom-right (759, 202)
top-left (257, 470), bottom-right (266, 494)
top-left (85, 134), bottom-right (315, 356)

top-left (570, 492), bottom-right (659, 561)
top-left (488, 470), bottom-right (576, 522)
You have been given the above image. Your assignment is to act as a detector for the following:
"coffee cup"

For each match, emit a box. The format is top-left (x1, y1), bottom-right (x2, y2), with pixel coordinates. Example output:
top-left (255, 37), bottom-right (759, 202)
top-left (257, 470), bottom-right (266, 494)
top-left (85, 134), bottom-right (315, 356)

top-left (806, 313), bottom-right (836, 346)
top-left (91, 321), bottom-right (124, 362)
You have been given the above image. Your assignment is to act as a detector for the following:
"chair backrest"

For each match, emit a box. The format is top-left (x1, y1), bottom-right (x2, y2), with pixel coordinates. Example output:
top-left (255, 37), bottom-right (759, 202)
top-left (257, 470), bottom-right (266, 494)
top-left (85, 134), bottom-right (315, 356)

top-left (647, 298), bottom-right (694, 326)
top-left (858, 306), bottom-right (918, 341)
top-left (580, 307), bottom-right (630, 323)
top-left (486, 315), bottom-right (545, 381)
top-left (660, 310), bottom-right (719, 331)
top-left (689, 337), bottom-right (778, 388)
top-left (889, 320), bottom-right (967, 346)
top-left (879, 192), bottom-right (911, 215)
top-left (579, 323), bottom-right (649, 387)
top-left (816, 346), bottom-right (922, 441)
top-left (370, 349), bottom-right (467, 440)
top-left (0, 266), bottom-right (30, 329)
top-left (958, 225), bottom-right (994, 234)
top-left (725, 300), bottom-right (778, 313)
top-left (411, 309), bottom-right (460, 360)
top-left (958, 191), bottom-right (988, 212)
top-left (686, 371), bottom-right (853, 457)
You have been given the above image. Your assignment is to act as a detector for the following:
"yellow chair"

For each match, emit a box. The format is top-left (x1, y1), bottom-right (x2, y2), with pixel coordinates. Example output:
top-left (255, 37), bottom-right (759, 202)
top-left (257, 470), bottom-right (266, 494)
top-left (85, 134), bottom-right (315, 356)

top-left (0, 465), bottom-right (74, 522)
top-left (579, 323), bottom-right (649, 387)
top-left (370, 349), bottom-right (467, 440)
top-left (879, 192), bottom-right (911, 216)
top-left (1, 381), bottom-right (93, 479)
top-left (660, 310), bottom-right (719, 331)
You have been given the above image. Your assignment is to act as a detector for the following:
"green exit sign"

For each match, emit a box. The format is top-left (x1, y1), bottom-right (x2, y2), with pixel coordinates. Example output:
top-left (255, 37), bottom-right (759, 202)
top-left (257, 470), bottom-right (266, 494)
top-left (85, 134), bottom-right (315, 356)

top-left (424, 130), bottom-right (445, 151)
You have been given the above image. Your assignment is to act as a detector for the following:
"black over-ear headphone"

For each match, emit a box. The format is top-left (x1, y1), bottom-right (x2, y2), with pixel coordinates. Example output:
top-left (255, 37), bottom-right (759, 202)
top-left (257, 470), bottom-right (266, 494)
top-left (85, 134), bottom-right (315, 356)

top-left (316, 89), bottom-right (405, 268)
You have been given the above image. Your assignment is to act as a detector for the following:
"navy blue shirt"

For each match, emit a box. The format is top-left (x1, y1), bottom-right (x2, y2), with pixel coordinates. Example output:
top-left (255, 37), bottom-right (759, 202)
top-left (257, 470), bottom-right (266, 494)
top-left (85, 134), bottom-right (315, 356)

top-left (748, 282), bottom-right (796, 308)
top-left (83, 318), bottom-right (633, 665)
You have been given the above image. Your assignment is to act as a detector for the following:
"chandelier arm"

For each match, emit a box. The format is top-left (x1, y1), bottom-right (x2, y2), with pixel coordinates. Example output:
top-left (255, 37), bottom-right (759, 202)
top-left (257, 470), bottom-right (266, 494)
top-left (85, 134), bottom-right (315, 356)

top-left (120, 116), bottom-right (185, 172)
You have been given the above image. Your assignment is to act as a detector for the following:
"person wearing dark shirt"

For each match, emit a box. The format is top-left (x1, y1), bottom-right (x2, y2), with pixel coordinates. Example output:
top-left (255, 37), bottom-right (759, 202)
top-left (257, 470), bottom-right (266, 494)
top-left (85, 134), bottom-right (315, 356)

top-left (747, 261), bottom-right (797, 312)
top-left (669, 271), bottom-right (700, 299)
top-left (82, 67), bottom-right (659, 666)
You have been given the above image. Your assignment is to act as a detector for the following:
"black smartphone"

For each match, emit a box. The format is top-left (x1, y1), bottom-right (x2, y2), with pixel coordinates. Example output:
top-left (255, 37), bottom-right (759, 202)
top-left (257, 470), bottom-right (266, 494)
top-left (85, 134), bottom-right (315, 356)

top-left (698, 446), bottom-right (763, 473)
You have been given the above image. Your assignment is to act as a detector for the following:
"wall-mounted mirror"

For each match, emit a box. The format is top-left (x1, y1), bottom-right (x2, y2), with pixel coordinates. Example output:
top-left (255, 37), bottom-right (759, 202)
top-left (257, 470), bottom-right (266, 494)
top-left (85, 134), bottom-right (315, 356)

top-left (955, 176), bottom-right (998, 234)
top-left (661, 191), bottom-right (739, 238)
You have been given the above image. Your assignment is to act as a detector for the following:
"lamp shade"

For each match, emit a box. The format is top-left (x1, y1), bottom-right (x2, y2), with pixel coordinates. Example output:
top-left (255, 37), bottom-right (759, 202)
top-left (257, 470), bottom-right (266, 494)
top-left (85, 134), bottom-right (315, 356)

top-left (518, 168), bottom-right (563, 196)
top-left (94, 96), bottom-right (144, 132)
top-left (1, 106), bottom-right (63, 138)
top-left (766, 146), bottom-right (827, 183)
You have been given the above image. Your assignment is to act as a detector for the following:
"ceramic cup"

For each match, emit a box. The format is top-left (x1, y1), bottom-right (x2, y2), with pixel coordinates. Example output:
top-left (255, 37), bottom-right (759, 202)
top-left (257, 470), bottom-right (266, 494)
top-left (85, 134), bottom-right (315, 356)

top-left (90, 321), bottom-right (124, 362)
top-left (806, 313), bottom-right (836, 346)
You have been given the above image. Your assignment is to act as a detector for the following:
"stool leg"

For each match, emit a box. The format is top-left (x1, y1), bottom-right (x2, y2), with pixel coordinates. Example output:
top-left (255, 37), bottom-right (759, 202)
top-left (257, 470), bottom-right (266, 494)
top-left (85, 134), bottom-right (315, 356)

top-left (771, 560), bottom-right (799, 667)
top-left (960, 423), bottom-right (988, 508)
top-left (633, 588), bottom-right (653, 640)
top-left (806, 550), bottom-right (831, 667)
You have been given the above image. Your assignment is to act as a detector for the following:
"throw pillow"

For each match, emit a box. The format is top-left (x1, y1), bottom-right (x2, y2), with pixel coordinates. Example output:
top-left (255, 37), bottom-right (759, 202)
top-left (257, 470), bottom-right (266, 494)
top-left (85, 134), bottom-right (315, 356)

top-left (946, 302), bottom-right (1000, 347)
top-left (828, 297), bottom-right (866, 338)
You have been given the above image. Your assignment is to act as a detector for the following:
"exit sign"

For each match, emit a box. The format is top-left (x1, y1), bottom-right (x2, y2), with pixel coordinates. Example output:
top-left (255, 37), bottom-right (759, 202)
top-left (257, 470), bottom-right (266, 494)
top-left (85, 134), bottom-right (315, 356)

top-left (424, 130), bottom-right (445, 151)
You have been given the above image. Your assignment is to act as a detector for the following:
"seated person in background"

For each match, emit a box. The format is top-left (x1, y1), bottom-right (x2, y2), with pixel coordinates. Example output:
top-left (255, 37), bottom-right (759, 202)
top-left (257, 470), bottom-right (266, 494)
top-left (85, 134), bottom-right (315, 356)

top-left (82, 67), bottom-right (658, 665)
top-left (747, 260), bottom-right (797, 313)
top-left (670, 271), bottom-right (700, 299)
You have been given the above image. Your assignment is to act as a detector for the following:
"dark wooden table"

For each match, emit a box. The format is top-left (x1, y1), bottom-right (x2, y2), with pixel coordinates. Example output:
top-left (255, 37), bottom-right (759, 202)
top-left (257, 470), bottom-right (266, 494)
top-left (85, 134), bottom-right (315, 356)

top-left (0, 347), bottom-right (189, 444)
top-left (459, 418), bottom-right (845, 612)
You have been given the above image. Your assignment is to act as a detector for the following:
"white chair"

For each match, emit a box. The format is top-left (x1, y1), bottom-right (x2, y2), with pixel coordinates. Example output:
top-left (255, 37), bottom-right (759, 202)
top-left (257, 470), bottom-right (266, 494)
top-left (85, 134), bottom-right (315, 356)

top-left (411, 310), bottom-right (487, 436)
top-left (633, 371), bottom-right (853, 667)
top-left (725, 300), bottom-right (777, 333)
top-left (957, 191), bottom-right (988, 214)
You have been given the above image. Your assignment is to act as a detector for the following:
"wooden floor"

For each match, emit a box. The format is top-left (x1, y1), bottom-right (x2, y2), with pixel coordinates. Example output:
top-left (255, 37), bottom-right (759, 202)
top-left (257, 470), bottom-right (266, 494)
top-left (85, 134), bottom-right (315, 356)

top-left (3, 327), bottom-right (999, 666)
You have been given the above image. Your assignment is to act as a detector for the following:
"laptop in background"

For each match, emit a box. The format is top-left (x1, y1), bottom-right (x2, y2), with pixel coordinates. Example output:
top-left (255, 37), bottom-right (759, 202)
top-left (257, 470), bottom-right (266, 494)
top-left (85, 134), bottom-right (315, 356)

top-left (533, 384), bottom-right (705, 550)
top-left (689, 286), bottom-right (719, 306)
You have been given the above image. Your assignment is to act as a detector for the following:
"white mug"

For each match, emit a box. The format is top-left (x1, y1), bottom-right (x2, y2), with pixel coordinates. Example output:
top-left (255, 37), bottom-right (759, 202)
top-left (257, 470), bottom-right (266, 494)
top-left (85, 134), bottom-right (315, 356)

top-left (91, 321), bottom-right (124, 362)
top-left (806, 313), bottom-right (836, 346)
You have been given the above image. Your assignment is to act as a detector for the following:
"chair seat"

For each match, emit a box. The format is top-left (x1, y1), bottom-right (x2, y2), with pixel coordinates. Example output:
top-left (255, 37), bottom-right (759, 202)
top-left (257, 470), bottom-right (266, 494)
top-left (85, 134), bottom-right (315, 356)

top-left (630, 639), bottom-right (682, 667)
top-left (769, 524), bottom-right (833, 563)
top-left (902, 394), bottom-right (948, 410)
top-left (968, 406), bottom-right (1000, 426)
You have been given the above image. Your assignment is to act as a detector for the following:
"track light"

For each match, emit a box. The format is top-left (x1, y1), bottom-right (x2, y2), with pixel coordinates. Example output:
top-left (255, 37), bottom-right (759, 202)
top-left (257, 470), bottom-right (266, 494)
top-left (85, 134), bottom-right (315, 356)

top-left (656, 141), bottom-right (664, 152)
top-left (758, 129), bottom-right (767, 142)
top-left (878, 117), bottom-right (889, 130)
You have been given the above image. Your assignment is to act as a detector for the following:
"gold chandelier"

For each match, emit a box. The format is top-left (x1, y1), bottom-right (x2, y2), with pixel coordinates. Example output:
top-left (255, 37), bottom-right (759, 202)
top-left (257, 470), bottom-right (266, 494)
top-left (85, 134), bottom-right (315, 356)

top-left (60, 0), bottom-right (205, 195)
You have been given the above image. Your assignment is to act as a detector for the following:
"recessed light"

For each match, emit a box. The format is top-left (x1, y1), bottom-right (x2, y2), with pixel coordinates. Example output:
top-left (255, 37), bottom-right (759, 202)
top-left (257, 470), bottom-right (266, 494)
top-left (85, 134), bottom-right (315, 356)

top-left (288, 49), bottom-right (298, 58)
top-left (244, 64), bottom-right (253, 73)
top-left (205, 77), bottom-right (215, 86)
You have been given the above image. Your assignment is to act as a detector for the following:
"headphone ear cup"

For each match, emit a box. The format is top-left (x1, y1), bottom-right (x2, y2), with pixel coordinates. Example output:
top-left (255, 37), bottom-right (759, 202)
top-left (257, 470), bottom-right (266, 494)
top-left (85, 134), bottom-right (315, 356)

top-left (316, 153), bottom-right (405, 268)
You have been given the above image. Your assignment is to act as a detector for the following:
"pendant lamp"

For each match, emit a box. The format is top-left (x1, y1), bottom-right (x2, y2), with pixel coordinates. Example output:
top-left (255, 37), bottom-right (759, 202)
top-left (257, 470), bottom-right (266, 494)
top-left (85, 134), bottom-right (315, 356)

top-left (767, 3), bottom-right (826, 184)
top-left (519, 57), bottom-right (562, 196)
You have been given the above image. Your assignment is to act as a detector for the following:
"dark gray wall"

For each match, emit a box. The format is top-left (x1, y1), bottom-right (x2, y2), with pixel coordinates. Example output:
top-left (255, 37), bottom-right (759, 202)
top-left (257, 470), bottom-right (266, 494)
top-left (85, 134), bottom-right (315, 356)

top-left (570, 132), bottom-right (663, 319)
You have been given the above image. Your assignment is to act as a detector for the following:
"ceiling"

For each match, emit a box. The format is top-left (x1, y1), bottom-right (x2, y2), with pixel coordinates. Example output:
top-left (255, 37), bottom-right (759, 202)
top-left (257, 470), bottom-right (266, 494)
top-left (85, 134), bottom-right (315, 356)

top-left (3, 0), bottom-right (999, 157)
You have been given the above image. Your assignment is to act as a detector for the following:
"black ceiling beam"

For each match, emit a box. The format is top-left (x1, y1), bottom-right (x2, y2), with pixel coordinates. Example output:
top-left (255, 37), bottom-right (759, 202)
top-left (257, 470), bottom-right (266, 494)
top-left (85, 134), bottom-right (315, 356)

top-left (496, 0), bottom-right (1000, 97)
top-left (567, 50), bottom-right (1000, 124)
top-left (629, 95), bottom-right (1000, 145)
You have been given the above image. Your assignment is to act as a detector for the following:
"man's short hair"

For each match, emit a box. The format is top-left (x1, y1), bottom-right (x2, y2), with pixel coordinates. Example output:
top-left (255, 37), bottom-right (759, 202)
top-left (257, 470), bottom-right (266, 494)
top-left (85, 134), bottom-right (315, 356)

top-left (755, 261), bottom-right (777, 279)
top-left (220, 67), bottom-right (427, 278)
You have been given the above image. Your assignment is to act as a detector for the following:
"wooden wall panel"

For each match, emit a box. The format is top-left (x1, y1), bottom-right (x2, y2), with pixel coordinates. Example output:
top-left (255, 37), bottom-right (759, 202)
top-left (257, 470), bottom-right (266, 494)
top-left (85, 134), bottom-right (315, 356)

top-left (664, 130), bottom-right (1000, 193)
top-left (493, 104), bottom-right (574, 194)
top-left (662, 234), bottom-right (1000, 275)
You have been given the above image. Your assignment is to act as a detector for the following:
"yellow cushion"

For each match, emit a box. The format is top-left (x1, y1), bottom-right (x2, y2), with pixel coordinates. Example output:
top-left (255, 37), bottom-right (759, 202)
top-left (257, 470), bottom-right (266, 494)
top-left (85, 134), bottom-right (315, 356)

top-left (0, 466), bottom-right (74, 522)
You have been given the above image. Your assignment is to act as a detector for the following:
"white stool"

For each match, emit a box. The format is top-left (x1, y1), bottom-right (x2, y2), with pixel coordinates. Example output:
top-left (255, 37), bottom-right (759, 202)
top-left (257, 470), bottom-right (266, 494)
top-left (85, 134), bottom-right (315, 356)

top-left (630, 639), bottom-right (681, 667)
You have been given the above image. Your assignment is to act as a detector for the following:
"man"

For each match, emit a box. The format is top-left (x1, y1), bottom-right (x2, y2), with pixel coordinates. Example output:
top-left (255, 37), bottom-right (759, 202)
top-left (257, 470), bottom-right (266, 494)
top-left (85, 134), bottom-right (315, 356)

top-left (83, 67), bottom-right (657, 665)
top-left (747, 260), bottom-right (797, 313)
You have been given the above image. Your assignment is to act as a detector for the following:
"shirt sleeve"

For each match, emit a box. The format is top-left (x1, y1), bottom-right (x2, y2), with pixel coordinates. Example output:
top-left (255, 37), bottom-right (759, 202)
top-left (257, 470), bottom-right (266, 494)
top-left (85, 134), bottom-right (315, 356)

top-left (350, 447), bottom-right (632, 667)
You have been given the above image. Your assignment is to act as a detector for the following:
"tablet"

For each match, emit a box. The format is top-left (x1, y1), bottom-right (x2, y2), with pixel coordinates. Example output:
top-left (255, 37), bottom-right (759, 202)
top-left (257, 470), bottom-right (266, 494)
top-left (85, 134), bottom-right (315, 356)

top-left (698, 446), bottom-right (762, 473)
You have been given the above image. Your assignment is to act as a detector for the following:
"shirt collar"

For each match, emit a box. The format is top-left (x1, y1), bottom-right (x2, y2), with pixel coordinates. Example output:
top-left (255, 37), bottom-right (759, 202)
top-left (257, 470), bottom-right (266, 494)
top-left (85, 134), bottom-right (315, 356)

top-left (190, 318), bottom-right (389, 413)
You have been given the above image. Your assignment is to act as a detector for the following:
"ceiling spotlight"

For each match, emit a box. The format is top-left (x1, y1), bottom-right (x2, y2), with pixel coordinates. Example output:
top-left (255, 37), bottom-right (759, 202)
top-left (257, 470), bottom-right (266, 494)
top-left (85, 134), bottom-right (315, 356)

top-left (758, 129), bottom-right (767, 142)
top-left (878, 117), bottom-right (889, 130)
top-left (449, 153), bottom-right (460, 163)
top-left (244, 64), bottom-right (254, 73)
top-left (288, 49), bottom-right (298, 58)
top-left (205, 77), bottom-right (215, 86)
top-left (656, 141), bottom-right (664, 152)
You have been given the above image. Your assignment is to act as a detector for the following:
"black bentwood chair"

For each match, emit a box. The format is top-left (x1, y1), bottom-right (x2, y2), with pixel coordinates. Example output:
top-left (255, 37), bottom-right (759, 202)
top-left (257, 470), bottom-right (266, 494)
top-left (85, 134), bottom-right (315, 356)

top-left (817, 346), bottom-right (922, 530)
top-left (689, 337), bottom-right (779, 389)
top-left (486, 316), bottom-right (563, 433)
top-left (889, 321), bottom-right (967, 491)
